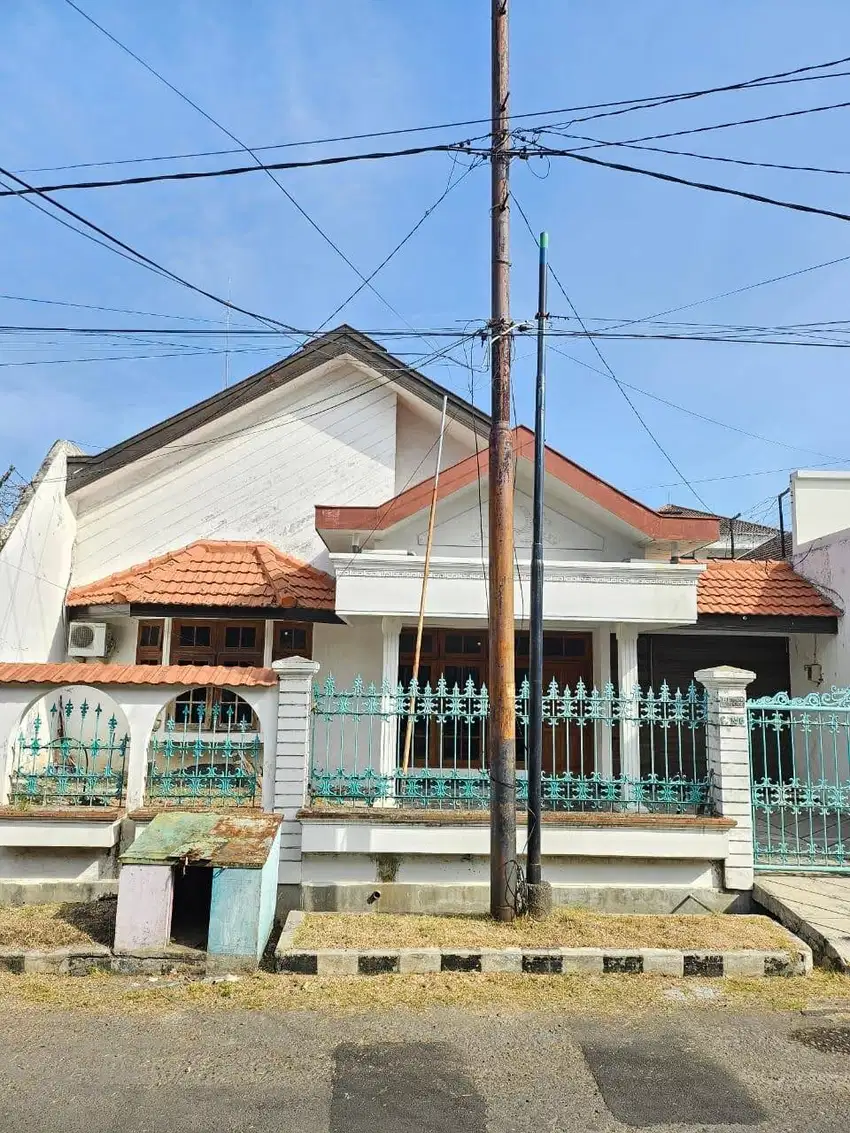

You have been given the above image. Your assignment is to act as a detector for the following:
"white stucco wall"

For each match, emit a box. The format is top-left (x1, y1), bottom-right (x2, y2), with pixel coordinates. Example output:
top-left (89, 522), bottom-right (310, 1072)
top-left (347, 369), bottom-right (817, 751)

top-left (70, 360), bottom-right (398, 584)
top-left (792, 470), bottom-right (850, 550)
top-left (0, 442), bottom-right (78, 663)
top-left (393, 399), bottom-right (474, 493)
top-left (312, 620), bottom-right (384, 689)
top-left (792, 530), bottom-right (850, 687)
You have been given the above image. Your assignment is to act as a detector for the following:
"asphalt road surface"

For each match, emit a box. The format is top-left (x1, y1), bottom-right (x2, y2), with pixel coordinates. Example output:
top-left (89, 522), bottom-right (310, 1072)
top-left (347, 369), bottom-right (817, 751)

top-left (1, 1005), bottom-right (849, 1132)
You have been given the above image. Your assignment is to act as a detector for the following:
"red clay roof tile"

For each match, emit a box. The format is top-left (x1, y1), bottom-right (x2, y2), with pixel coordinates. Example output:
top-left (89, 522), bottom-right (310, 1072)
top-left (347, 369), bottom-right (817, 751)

top-left (0, 663), bottom-right (277, 687)
top-left (66, 540), bottom-right (335, 610)
top-left (696, 560), bottom-right (839, 617)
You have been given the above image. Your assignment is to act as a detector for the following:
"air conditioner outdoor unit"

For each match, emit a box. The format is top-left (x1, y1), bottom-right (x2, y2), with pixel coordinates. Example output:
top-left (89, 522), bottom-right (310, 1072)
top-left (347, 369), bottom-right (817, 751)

top-left (67, 621), bottom-right (109, 658)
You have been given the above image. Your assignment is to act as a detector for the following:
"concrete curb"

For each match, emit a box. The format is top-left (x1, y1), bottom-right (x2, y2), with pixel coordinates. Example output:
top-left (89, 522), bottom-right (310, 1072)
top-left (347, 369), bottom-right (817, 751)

top-left (273, 912), bottom-right (813, 978)
top-left (0, 944), bottom-right (206, 977)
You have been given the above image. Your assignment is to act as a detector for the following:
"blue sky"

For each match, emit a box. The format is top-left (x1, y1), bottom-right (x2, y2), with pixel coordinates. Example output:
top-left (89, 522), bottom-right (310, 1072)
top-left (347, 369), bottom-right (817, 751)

top-left (3, 1), bottom-right (850, 526)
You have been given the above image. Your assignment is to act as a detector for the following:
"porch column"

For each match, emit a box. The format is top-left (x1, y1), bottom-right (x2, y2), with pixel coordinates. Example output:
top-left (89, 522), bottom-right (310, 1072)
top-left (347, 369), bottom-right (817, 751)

top-left (161, 617), bottom-right (172, 665)
top-left (616, 624), bottom-right (640, 782)
top-left (592, 626), bottom-right (613, 777)
top-left (695, 665), bottom-right (755, 891)
top-left (379, 618), bottom-right (402, 787)
top-left (273, 657), bottom-right (321, 887)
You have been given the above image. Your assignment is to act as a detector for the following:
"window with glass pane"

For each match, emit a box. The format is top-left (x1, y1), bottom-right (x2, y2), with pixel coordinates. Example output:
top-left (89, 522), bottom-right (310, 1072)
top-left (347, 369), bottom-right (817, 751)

top-left (272, 622), bottom-right (312, 661)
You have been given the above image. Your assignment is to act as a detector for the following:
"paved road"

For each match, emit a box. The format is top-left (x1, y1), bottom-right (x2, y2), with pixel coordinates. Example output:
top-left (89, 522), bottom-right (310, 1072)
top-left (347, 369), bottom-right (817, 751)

top-left (1, 1005), bottom-right (849, 1131)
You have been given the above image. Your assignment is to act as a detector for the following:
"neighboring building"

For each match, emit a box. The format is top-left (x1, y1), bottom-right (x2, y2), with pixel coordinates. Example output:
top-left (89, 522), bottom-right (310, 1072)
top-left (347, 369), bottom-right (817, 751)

top-left (658, 503), bottom-right (779, 560)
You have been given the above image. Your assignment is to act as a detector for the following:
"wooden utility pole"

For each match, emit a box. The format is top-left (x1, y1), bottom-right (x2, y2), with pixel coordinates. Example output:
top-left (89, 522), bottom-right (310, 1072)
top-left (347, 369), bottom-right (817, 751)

top-left (489, 0), bottom-right (518, 921)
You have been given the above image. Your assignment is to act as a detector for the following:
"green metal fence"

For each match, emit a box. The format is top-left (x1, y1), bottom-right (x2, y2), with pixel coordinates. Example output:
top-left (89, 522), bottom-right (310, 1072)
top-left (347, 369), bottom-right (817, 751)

top-left (9, 696), bottom-right (128, 807)
top-left (749, 689), bottom-right (850, 871)
top-left (146, 698), bottom-right (262, 807)
top-left (309, 674), bottom-right (710, 812)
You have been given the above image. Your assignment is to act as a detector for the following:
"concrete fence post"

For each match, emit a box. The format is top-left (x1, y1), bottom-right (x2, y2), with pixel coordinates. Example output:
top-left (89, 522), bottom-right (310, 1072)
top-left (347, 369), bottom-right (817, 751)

top-left (272, 657), bottom-right (321, 896)
top-left (695, 665), bottom-right (756, 892)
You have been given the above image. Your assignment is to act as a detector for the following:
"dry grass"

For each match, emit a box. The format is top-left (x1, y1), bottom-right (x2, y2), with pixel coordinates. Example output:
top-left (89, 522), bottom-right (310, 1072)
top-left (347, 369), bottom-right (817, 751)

top-left (0, 898), bottom-right (115, 950)
top-left (0, 968), bottom-right (848, 1018)
top-left (293, 910), bottom-right (795, 952)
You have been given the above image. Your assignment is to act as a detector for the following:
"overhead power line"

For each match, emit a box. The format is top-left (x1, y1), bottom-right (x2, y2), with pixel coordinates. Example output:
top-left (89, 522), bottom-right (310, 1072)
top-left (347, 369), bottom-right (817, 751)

top-left (0, 141), bottom-right (484, 198)
top-left (61, 0), bottom-right (449, 343)
top-left (529, 146), bottom-right (850, 224)
top-left (20, 48), bottom-right (850, 175)
top-left (0, 165), bottom-right (298, 333)
top-left (558, 131), bottom-right (850, 177)
top-left (548, 343), bottom-right (845, 462)
top-left (0, 291), bottom-right (233, 325)
top-left (511, 189), bottom-right (711, 510)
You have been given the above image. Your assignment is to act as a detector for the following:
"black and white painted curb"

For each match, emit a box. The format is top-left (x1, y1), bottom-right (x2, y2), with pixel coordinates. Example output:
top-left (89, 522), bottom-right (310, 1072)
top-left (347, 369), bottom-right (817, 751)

top-left (274, 911), bottom-right (813, 978)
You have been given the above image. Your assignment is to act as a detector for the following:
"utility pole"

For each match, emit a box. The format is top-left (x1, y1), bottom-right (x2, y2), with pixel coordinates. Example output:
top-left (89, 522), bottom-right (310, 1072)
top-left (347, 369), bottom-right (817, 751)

top-left (527, 231), bottom-right (552, 918)
top-left (488, 0), bottom-right (518, 921)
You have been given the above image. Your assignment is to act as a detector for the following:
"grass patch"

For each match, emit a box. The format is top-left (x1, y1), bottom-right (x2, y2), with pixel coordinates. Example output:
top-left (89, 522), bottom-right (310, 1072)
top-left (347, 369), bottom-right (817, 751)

top-left (293, 909), bottom-right (795, 952)
top-left (0, 898), bottom-right (115, 950)
top-left (0, 968), bottom-right (847, 1018)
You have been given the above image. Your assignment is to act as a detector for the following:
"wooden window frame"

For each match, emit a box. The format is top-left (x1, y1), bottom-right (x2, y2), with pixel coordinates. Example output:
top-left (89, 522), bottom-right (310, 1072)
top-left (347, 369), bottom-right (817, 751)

top-left (163, 619), bottom-right (266, 668)
top-left (135, 619), bottom-right (164, 665)
top-left (271, 621), bottom-right (314, 662)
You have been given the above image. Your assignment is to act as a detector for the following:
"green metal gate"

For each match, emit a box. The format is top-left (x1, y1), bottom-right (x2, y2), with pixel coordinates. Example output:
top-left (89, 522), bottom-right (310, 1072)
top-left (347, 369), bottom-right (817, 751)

top-left (749, 690), bottom-right (850, 871)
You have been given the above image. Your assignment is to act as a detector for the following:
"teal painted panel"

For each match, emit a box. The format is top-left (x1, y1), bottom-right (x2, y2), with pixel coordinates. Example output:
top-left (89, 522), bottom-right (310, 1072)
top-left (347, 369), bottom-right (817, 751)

top-left (208, 868), bottom-right (261, 959)
top-left (257, 827), bottom-right (281, 959)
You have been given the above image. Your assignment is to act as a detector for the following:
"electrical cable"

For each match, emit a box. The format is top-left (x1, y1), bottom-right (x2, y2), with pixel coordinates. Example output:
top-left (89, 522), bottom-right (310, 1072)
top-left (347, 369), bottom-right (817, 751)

top-left (548, 344), bottom-right (845, 462)
top-left (23, 43), bottom-right (850, 175)
top-left (527, 146), bottom-right (850, 225)
top-left (0, 141), bottom-right (485, 198)
top-left (513, 190), bottom-right (709, 511)
top-left (554, 131), bottom-right (850, 177)
top-left (60, 0), bottom-right (459, 345)
top-left (0, 167), bottom-right (298, 334)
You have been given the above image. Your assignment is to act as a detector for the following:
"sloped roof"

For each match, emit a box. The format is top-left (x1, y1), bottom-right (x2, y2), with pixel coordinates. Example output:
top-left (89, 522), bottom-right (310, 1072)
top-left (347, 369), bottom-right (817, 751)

top-left (317, 427), bottom-right (720, 544)
top-left (659, 503), bottom-right (777, 537)
top-left (65, 326), bottom-right (489, 493)
top-left (696, 560), bottom-right (839, 617)
top-left (66, 540), bottom-right (335, 610)
top-left (0, 662), bottom-right (276, 686)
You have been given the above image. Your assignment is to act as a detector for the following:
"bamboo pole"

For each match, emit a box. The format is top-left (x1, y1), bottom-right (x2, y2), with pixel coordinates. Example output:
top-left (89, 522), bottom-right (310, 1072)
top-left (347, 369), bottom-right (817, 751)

top-left (401, 395), bottom-right (448, 774)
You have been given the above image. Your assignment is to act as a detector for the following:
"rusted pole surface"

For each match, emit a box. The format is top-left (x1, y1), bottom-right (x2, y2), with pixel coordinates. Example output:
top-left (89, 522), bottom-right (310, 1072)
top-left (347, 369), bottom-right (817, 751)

top-left (489, 0), bottom-right (518, 921)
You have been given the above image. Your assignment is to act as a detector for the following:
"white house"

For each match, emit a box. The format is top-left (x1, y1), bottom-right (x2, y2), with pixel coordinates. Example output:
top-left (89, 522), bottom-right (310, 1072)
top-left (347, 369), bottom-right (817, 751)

top-left (0, 327), bottom-right (841, 912)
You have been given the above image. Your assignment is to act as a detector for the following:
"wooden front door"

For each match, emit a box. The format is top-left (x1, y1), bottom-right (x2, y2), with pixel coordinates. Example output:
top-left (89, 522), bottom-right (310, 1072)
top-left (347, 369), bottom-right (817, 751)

top-left (398, 628), bottom-right (594, 775)
top-left (515, 631), bottom-right (594, 776)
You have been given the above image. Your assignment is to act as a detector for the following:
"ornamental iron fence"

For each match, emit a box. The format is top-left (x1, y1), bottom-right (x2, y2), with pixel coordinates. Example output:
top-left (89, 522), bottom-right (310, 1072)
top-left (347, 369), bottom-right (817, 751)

top-left (309, 674), bottom-right (710, 813)
top-left (749, 688), bottom-right (850, 871)
top-left (9, 694), bottom-right (128, 807)
top-left (146, 692), bottom-right (262, 807)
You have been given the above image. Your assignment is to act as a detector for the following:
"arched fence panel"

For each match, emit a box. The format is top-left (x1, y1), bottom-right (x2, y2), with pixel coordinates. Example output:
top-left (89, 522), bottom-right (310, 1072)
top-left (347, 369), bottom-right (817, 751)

top-left (9, 686), bottom-right (129, 807)
top-left (145, 686), bottom-right (263, 807)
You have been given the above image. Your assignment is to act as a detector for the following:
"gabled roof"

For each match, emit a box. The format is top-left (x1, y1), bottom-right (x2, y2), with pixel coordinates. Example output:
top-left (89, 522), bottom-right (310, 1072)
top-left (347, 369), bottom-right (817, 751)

top-left (66, 540), bottom-right (336, 610)
top-left (65, 327), bottom-right (488, 493)
top-left (317, 426), bottom-right (720, 544)
top-left (696, 560), bottom-right (839, 617)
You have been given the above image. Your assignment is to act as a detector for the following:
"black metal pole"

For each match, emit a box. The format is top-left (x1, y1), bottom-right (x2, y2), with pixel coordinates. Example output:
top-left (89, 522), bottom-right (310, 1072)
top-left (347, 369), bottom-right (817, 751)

top-left (778, 491), bottom-right (787, 558)
top-left (527, 230), bottom-right (551, 918)
top-left (729, 512), bottom-right (740, 560)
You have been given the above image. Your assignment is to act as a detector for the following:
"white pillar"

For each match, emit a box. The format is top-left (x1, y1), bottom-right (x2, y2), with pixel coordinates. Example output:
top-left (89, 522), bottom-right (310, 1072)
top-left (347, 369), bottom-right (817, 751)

top-left (592, 626), bottom-right (613, 777)
top-left (379, 618), bottom-right (402, 797)
top-left (272, 656), bottom-right (321, 887)
top-left (262, 619), bottom-right (274, 667)
top-left (695, 665), bottom-right (756, 892)
top-left (161, 617), bottom-right (172, 665)
top-left (616, 624), bottom-right (640, 782)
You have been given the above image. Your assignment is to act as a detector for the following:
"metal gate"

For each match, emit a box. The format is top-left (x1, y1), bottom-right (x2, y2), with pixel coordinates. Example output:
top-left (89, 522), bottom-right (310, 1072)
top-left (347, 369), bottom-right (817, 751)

top-left (749, 690), bottom-right (850, 871)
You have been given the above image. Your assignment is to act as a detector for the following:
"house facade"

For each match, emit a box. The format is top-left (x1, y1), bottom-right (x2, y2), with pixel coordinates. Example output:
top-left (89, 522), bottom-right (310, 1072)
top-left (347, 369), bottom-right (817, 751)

top-left (0, 327), bottom-right (843, 910)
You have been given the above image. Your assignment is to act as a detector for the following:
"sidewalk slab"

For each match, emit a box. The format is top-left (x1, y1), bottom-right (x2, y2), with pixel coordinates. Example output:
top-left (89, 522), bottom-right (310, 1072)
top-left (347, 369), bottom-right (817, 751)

top-left (754, 876), bottom-right (850, 972)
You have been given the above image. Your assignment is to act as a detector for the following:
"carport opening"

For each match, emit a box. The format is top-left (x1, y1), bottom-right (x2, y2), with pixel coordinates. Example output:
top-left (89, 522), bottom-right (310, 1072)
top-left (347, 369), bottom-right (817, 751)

top-left (169, 865), bottom-right (212, 949)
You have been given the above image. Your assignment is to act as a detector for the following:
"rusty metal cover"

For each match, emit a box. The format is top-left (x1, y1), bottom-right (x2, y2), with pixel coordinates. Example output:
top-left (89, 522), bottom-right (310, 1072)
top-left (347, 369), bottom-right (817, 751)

top-left (120, 811), bottom-right (282, 868)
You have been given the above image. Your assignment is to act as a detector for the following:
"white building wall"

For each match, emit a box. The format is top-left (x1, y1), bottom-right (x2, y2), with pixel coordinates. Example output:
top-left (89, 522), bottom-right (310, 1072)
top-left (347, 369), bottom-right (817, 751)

top-left (70, 361), bottom-right (398, 585)
top-left (312, 621), bottom-right (384, 689)
top-left (792, 470), bottom-right (850, 549)
top-left (393, 400), bottom-right (473, 493)
top-left (0, 442), bottom-right (79, 663)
